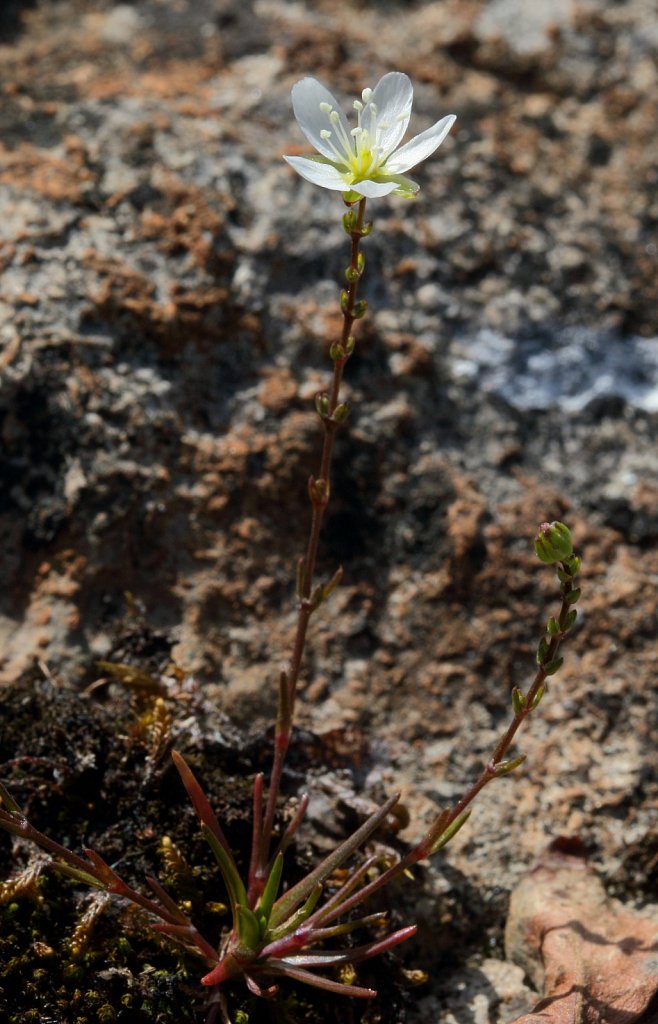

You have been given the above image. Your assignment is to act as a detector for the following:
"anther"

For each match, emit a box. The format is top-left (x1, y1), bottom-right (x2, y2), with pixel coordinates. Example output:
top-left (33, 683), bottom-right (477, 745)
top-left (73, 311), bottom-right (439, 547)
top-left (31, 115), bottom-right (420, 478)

top-left (320, 130), bottom-right (332, 139)
top-left (353, 100), bottom-right (363, 111)
top-left (362, 88), bottom-right (373, 102)
top-left (319, 102), bottom-right (332, 114)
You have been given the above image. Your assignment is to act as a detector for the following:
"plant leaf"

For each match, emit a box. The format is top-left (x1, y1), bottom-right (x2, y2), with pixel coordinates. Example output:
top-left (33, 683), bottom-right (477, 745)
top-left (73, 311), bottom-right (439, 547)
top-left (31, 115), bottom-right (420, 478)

top-left (269, 792), bottom-right (399, 929)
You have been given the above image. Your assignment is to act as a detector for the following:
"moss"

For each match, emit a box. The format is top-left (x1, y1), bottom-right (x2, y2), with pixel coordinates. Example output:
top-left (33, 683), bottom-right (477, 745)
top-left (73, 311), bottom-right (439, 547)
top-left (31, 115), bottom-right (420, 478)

top-left (0, 677), bottom-right (413, 1023)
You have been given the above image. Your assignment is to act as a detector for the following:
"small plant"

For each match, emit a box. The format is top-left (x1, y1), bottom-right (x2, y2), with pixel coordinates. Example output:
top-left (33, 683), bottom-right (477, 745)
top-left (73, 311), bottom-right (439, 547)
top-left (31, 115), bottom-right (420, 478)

top-left (0, 74), bottom-right (582, 1024)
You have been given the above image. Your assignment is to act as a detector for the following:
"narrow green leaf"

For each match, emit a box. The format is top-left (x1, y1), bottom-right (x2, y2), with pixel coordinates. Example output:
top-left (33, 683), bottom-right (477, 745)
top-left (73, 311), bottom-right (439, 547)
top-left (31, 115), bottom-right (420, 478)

top-left (266, 884), bottom-right (323, 942)
top-left (429, 809), bottom-right (472, 855)
top-left (236, 903), bottom-right (262, 950)
top-left (50, 861), bottom-right (107, 889)
top-left (201, 824), bottom-right (247, 915)
top-left (543, 657), bottom-right (564, 676)
top-left (258, 852), bottom-right (284, 927)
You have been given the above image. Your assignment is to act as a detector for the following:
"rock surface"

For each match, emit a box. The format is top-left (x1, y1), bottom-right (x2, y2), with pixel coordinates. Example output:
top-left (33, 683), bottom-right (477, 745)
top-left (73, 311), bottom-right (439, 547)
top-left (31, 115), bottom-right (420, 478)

top-left (0, 1), bottom-right (657, 1021)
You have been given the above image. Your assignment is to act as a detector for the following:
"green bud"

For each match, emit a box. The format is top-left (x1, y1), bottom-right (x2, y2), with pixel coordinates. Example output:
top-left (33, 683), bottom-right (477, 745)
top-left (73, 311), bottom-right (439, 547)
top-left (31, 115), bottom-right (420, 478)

top-left (333, 402), bottom-right (350, 424)
top-left (345, 265), bottom-right (360, 283)
top-left (547, 616), bottom-right (560, 637)
top-left (511, 688), bottom-right (526, 714)
top-left (345, 335), bottom-right (355, 356)
top-left (315, 392), bottom-right (330, 418)
top-left (343, 210), bottom-right (357, 233)
top-left (357, 252), bottom-right (365, 275)
top-left (530, 685), bottom-right (545, 709)
top-left (340, 289), bottom-right (350, 313)
top-left (536, 637), bottom-right (550, 665)
top-left (493, 754), bottom-right (527, 777)
top-left (360, 221), bottom-right (373, 237)
top-left (535, 521), bottom-right (573, 564)
top-left (563, 554), bottom-right (581, 576)
top-left (564, 587), bottom-right (581, 605)
top-left (329, 342), bottom-right (345, 362)
top-left (308, 476), bottom-right (330, 507)
top-left (323, 566), bottom-right (343, 599)
top-left (352, 299), bottom-right (368, 319)
top-left (543, 657), bottom-right (564, 676)
top-left (563, 608), bottom-right (578, 631)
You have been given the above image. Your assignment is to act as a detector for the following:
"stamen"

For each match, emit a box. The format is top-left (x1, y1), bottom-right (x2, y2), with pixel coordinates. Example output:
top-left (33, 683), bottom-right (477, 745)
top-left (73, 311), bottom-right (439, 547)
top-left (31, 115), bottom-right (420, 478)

top-left (329, 109), bottom-right (356, 163)
top-left (319, 102), bottom-right (332, 114)
top-left (362, 88), bottom-right (373, 103)
top-left (320, 130), bottom-right (332, 139)
top-left (353, 100), bottom-right (363, 112)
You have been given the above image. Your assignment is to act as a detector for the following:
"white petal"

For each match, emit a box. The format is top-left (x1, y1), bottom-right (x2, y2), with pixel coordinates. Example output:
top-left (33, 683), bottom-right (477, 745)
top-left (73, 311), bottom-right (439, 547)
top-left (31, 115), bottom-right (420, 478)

top-left (350, 178), bottom-right (400, 198)
top-left (283, 155), bottom-right (348, 191)
top-left (384, 114), bottom-right (456, 173)
top-left (362, 72), bottom-right (413, 158)
top-left (291, 78), bottom-right (351, 162)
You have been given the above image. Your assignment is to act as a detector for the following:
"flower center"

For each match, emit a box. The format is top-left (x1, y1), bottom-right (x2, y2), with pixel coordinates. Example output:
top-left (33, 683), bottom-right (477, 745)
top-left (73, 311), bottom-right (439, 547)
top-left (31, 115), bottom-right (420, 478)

top-left (318, 88), bottom-right (396, 181)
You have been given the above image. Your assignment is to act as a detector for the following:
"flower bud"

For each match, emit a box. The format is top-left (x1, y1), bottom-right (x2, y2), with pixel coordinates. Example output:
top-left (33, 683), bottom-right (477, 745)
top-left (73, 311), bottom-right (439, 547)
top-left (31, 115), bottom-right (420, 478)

top-left (332, 402), bottom-right (350, 424)
top-left (511, 688), bottom-right (526, 714)
top-left (534, 521), bottom-right (573, 564)
top-left (342, 209), bottom-right (357, 233)
top-left (315, 392), bottom-right (330, 418)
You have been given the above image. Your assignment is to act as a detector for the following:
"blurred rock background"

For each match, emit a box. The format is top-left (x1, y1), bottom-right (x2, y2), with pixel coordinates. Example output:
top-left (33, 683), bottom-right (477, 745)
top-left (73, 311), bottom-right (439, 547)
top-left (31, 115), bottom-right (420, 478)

top-left (0, 1), bottom-right (656, 1020)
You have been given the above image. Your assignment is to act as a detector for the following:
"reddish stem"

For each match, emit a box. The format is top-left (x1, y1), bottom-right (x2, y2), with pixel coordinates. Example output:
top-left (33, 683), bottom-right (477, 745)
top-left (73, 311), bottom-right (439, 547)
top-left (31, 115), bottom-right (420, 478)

top-left (256, 198), bottom-right (369, 886)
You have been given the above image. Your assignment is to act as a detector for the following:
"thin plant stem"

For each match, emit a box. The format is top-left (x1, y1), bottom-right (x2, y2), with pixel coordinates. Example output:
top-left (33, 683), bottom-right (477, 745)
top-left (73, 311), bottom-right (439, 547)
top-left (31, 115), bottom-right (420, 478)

top-left (256, 198), bottom-right (369, 885)
top-left (307, 572), bottom-right (579, 925)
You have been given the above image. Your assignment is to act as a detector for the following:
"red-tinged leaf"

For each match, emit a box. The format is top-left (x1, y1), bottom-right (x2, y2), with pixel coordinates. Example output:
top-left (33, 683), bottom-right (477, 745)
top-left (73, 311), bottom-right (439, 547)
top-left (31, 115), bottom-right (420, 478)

top-left (83, 848), bottom-right (123, 888)
top-left (302, 855), bottom-right (379, 930)
top-left (151, 922), bottom-right (193, 937)
top-left (171, 750), bottom-right (233, 857)
top-left (267, 962), bottom-right (376, 997)
top-left (145, 876), bottom-right (189, 923)
top-left (0, 780), bottom-right (23, 816)
top-left (280, 925), bottom-right (416, 968)
top-left (269, 793), bottom-right (400, 929)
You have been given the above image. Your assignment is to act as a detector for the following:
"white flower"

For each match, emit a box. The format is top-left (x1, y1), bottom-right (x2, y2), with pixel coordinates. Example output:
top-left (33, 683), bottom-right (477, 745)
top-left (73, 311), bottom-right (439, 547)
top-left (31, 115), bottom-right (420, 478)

top-left (283, 72), bottom-right (456, 199)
